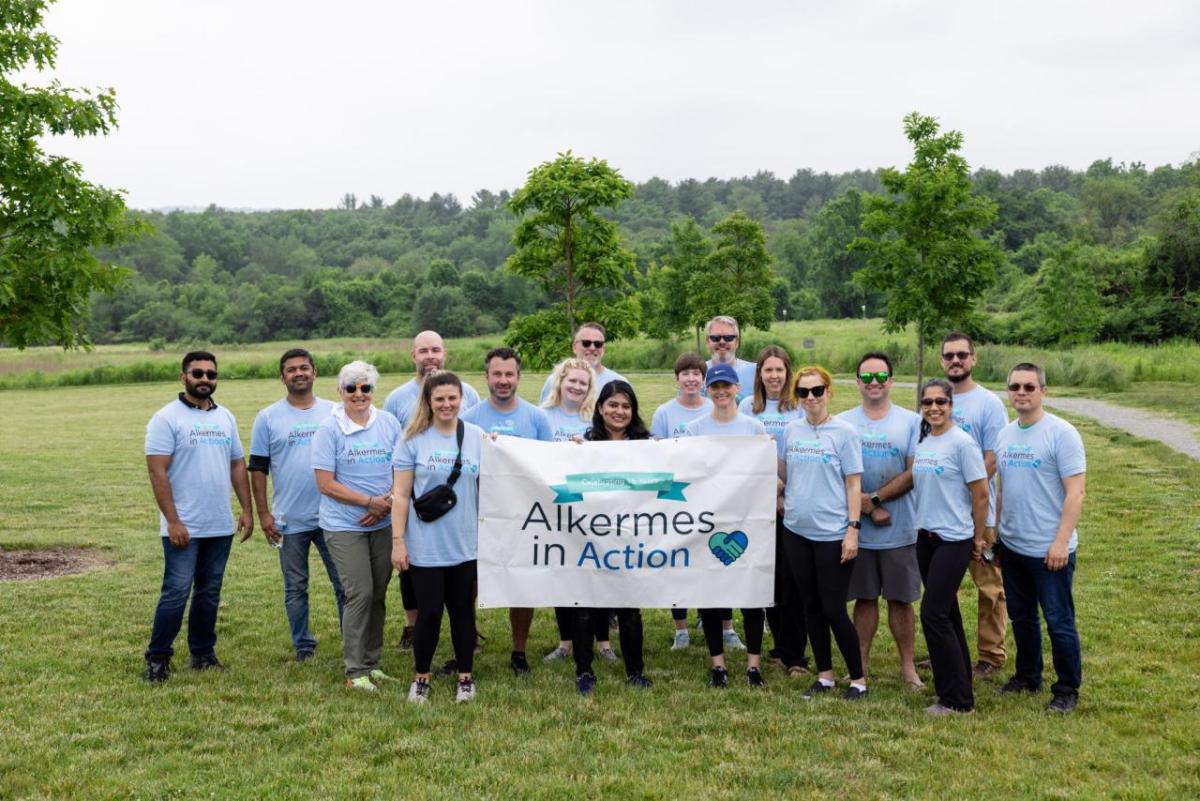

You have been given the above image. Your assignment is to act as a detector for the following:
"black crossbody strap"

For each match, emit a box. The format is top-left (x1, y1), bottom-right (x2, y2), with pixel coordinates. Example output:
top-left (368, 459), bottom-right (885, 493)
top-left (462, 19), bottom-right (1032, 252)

top-left (445, 419), bottom-right (465, 487)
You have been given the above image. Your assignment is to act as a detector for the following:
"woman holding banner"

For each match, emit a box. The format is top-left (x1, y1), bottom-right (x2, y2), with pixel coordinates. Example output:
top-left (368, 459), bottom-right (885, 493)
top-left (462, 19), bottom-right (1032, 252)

top-left (572, 380), bottom-right (653, 695)
top-left (683, 362), bottom-right (769, 688)
top-left (539, 360), bottom-right (617, 667)
top-left (739, 345), bottom-right (810, 677)
top-left (777, 365), bottom-right (868, 700)
top-left (391, 371), bottom-right (485, 705)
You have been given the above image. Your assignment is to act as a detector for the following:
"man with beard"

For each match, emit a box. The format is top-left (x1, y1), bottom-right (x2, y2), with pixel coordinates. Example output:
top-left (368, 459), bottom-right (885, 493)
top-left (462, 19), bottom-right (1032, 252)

top-left (704, 316), bottom-right (757, 404)
top-left (385, 330), bottom-right (481, 426)
top-left (143, 351), bottom-right (253, 682)
top-left (539, 322), bottom-right (627, 403)
top-left (249, 348), bottom-right (345, 663)
top-left (384, 330), bottom-right (481, 651)
top-left (939, 332), bottom-right (1010, 679)
top-left (462, 347), bottom-right (552, 675)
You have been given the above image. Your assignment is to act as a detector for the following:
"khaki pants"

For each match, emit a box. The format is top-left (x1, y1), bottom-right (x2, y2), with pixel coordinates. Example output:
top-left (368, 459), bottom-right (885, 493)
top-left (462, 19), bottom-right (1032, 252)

top-left (323, 528), bottom-right (392, 679)
top-left (968, 555), bottom-right (1007, 667)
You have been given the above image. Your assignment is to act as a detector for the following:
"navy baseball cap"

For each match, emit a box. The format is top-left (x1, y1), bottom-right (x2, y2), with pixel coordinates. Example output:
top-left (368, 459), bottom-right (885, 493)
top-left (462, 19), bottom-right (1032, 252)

top-left (705, 362), bottom-right (739, 387)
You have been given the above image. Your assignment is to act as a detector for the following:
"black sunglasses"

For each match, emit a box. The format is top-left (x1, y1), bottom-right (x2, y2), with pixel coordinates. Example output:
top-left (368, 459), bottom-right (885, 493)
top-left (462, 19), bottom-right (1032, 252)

top-left (577, 339), bottom-right (605, 349)
top-left (941, 350), bottom-right (972, 361)
top-left (1007, 382), bottom-right (1041, 393)
top-left (707, 334), bottom-right (737, 343)
top-left (343, 383), bottom-right (374, 395)
top-left (795, 385), bottom-right (827, 399)
top-left (920, 396), bottom-right (950, 407)
top-left (188, 369), bottom-right (218, 380)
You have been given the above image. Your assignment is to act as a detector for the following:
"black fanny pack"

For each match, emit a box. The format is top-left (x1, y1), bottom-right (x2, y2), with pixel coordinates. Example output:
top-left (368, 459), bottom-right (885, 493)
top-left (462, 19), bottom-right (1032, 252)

top-left (411, 420), bottom-right (465, 522)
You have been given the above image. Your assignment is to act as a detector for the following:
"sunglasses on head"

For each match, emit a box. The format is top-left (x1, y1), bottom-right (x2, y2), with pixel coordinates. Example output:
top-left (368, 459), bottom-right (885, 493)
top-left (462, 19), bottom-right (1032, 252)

top-left (920, 396), bottom-right (950, 407)
top-left (577, 339), bottom-right (605, 349)
top-left (795, 385), bottom-right (827, 399)
top-left (708, 334), bottom-right (737, 343)
top-left (343, 383), bottom-right (374, 395)
top-left (1008, 382), bottom-right (1041, 393)
top-left (941, 350), bottom-right (972, 361)
top-left (188, 369), bottom-right (218, 380)
top-left (858, 371), bottom-right (890, 384)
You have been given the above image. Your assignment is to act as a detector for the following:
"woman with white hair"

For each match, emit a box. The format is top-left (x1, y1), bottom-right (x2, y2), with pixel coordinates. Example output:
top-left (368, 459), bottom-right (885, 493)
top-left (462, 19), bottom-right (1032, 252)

top-left (312, 360), bottom-right (404, 691)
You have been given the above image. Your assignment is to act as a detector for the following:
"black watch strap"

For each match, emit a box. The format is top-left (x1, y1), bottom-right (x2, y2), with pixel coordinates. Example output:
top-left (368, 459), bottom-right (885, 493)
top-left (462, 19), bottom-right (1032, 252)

top-left (847, 520), bottom-right (862, 529)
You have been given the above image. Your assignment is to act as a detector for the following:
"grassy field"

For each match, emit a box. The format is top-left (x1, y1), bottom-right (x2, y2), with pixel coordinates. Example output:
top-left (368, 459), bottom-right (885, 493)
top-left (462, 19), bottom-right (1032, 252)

top-left (1, 372), bottom-right (1198, 799)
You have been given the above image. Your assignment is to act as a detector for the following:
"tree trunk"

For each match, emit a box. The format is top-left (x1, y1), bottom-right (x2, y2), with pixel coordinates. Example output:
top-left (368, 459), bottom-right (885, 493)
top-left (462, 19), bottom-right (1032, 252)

top-left (915, 323), bottom-right (925, 411)
top-left (563, 205), bottom-right (576, 334)
top-left (694, 323), bottom-right (702, 353)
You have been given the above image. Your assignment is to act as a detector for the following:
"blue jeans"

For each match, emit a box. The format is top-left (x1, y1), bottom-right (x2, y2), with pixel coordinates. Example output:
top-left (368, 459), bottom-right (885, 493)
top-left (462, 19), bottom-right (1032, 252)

top-left (146, 535), bottom-right (233, 660)
top-left (999, 543), bottom-right (1082, 696)
top-left (280, 529), bottom-right (346, 653)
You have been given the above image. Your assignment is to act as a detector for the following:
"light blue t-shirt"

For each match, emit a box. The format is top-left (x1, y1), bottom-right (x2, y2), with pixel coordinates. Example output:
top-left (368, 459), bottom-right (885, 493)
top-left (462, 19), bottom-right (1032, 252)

top-left (145, 398), bottom-right (244, 538)
top-left (950, 384), bottom-right (1009, 526)
top-left (996, 413), bottom-right (1086, 558)
top-left (310, 410), bottom-right (403, 533)
top-left (739, 396), bottom-right (803, 453)
top-left (682, 413), bottom-right (767, 438)
top-left (539, 366), bottom-right (628, 404)
top-left (780, 417), bottom-right (864, 542)
top-left (650, 397), bottom-right (712, 439)
top-left (383, 378), bottom-right (481, 428)
top-left (461, 398), bottom-right (553, 441)
top-left (703, 358), bottom-right (757, 403)
top-left (542, 405), bottom-right (591, 442)
top-left (912, 427), bottom-right (988, 541)
top-left (394, 422), bottom-right (483, 567)
top-left (249, 397), bottom-right (336, 533)
top-left (837, 404), bottom-right (921, 549)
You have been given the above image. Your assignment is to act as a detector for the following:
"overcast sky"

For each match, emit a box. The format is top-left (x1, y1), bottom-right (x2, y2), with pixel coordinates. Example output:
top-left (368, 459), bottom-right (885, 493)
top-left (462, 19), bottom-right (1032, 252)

top-left (32, 0), bottom-right (1200, 210)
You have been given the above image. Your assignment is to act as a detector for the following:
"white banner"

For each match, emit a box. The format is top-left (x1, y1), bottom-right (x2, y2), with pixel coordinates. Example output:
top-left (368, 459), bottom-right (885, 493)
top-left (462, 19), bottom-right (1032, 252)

top-left (478, 435), bottom-right (776, 608)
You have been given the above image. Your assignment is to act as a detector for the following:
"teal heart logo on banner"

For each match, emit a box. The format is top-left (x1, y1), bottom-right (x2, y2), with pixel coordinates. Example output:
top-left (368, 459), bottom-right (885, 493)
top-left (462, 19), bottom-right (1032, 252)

top-left (708, 531), bottom-right (748, 566)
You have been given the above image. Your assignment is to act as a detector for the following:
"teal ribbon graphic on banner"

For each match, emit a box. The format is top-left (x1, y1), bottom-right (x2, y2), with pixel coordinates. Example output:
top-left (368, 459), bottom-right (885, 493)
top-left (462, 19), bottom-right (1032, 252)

top-left (551, 471), bottom-right (689, 503)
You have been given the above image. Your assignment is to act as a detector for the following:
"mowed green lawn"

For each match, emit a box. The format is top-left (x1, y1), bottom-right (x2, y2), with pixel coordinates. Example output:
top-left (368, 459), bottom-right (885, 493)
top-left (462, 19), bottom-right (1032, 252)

top-left (0, 371), bottom-right (1197, 800)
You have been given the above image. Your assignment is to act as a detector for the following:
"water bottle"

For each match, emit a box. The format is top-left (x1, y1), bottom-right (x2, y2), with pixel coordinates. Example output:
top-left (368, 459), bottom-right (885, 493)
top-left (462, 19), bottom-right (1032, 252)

top-left (271, 514), bottom-right (287, 550)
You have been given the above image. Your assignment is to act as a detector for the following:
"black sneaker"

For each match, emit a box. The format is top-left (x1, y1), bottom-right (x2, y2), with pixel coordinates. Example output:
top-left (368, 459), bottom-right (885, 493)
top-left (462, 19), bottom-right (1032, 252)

top-left (998, 675), bottom-right (1041, 695)
top-left (709, 666), bottom-right (729, 688)
top-left (746, 667), bottom-right (766, 688)
top-left (190, 653), bottom-right (226, 671)
top-left (295, 650), bottom-right (315, 664)
top-left (398, 625), bottom-right (415, 652)
top-left (626, 672), bottom-right (653, 689)
top-left (577, 672), bottom-right (597, 696)
top-left (844, 684), bottom-right (868, 701)
top-left (143, 658), bottom-right (170, 684)
top-left (803, 679), bottom-right (834, 699)
top-left (1046, 693), bottom-right (1078, 713)
top-left (510, 651), bottom-right (530, 676)
top-left (433, 659), bottom-right (458, 678)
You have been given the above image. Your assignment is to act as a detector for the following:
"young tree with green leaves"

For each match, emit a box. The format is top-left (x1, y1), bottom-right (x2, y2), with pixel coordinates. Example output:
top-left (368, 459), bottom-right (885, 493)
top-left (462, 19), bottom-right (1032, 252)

top-left (687, 210), bottom-right (775, 348)
top-left (852, 112), bottom-right (1002, 402)
top-left (503, 151), bottom-right (639, 366)
top-left (1, 0), bottom-right (141, 348)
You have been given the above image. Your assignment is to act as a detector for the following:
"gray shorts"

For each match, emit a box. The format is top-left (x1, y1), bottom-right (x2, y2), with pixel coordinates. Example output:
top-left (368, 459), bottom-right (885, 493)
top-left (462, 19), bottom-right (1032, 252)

top-left (848, 544), bottom-right (921, 603)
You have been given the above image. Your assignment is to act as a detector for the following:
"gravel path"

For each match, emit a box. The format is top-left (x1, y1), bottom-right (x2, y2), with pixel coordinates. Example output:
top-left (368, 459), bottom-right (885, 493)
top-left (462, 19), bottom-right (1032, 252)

top-left (1041, 396), bottom-right (1200, 461)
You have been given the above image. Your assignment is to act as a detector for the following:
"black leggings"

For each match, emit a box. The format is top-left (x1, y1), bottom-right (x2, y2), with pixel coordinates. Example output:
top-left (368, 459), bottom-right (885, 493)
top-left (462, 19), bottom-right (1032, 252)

top-left (408, 561), bottom-right (476, 675)
top-left (782, 532), bottom-right (862, 678)
top-left (574, 608), bottom-right (644, 677)
top-left (399, 568), bottom-right (416, 612)
top-left (556, 606), bottom-right (606, 642)
top-left (917, 531), bottom-right (975, 710)
top-left (766, 515), bottom-right (809, 666)
top-left (699, 608), bottom-right (765, 657)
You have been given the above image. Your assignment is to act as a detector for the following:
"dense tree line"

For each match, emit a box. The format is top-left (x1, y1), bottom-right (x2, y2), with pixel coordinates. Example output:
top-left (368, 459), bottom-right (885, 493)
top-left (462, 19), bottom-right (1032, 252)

top-left (86, 158), bottom-right (1199, 348)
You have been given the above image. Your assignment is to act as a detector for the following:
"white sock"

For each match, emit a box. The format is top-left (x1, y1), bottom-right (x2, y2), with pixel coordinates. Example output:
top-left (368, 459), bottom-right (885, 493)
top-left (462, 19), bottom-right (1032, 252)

top-left (818, 677), bottom-right (836, 688)
top-left (850, 681), bottom-right (867, 691)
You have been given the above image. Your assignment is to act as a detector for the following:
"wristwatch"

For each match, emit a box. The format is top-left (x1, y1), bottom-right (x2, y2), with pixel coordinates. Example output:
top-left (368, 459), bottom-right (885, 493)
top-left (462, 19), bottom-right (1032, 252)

top-left (870, 494), bottom-right (882, 509)
top-left (847, 520), bottom-right (861, 529)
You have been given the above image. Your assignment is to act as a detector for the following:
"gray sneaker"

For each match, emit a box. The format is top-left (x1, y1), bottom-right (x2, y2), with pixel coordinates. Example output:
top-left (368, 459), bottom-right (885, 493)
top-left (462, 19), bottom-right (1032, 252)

top-left (543, 646), bottom-right (570, 663)
top-left (670, 630), bottom-right (690, 650)
top-left (407, 678), bottom-right (431, 704)
top-left (926, 702), bottom-right (973, 716)
top-left (455, 677), bottom-right (476, 703)
top-left (598, 646), bottom-right (619, 663)
top-left (722, 629), bottom-right (746, 651)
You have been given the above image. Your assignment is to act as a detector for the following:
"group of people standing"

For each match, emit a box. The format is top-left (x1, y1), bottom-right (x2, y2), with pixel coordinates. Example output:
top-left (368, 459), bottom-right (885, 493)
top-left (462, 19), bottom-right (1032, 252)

top-left (142, 317), bottom-right (1086, 714)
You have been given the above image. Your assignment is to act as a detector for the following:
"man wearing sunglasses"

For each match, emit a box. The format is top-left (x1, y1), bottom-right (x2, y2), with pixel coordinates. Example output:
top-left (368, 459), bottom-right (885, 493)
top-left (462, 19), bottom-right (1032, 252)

top-left (994, 363), bottom-right (1086, 713)
top-left (539, 322), bottom-right (627, 403)
top-left (248, 348), bottom-right (345, 664)
top-left (939, 331), bottom-right (1010, 679)
top-left (143, 351), bottom-right (253, 683)
top-left (703, 316), bottom-right (757, 404)
top-left (837, 352), bottom-right (924, 689)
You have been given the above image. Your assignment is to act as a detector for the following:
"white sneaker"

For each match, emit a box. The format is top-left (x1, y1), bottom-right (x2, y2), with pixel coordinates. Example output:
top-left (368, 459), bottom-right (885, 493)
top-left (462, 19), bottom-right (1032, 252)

top-left (407, 679), bottom-right (431, 704)
top-left (671, 630), bottom-right (690, 650)
top-left (456, 677), bottom-right (476, 703)
top-left (722, 629), bottom-right (746, 650)
top-left (543, 646), bottom-right (570, 663)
